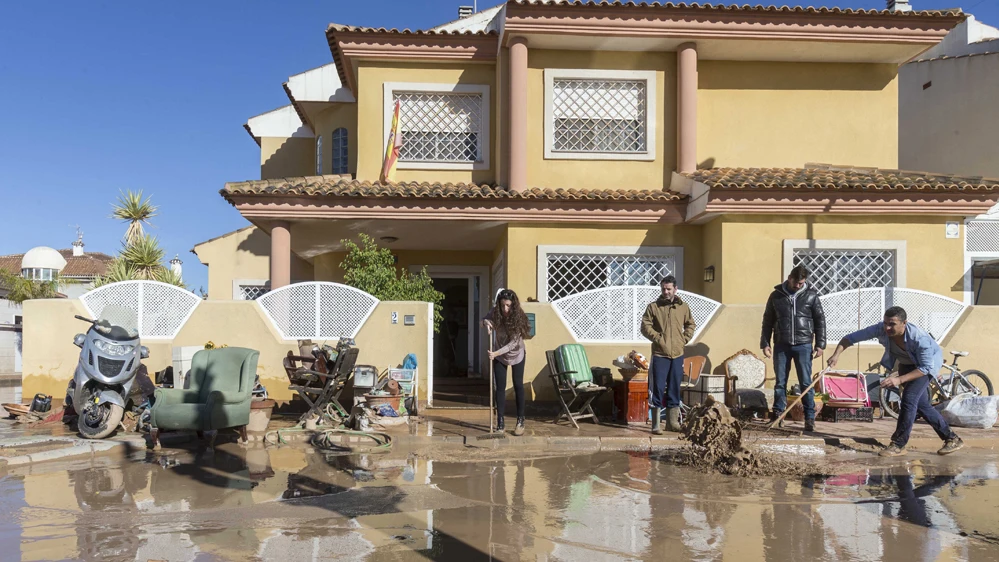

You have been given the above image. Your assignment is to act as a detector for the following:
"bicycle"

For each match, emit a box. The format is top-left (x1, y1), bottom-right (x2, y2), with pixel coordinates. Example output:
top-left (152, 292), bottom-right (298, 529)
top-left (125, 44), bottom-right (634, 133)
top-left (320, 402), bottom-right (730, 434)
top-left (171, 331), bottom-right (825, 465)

top-left (880, 350), bottom-right (993, 419)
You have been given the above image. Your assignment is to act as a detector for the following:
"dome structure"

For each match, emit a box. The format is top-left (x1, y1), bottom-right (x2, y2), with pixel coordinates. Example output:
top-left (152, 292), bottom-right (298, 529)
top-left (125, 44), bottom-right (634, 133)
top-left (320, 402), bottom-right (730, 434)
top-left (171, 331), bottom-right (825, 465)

top-left (21, 246), bottom-right (67, 281)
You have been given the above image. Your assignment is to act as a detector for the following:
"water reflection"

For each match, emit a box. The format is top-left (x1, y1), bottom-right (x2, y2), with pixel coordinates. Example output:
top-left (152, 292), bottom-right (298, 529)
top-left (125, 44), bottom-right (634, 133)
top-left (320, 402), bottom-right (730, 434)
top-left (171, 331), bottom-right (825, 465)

top-left (1, 446), bottom-right (998, 561)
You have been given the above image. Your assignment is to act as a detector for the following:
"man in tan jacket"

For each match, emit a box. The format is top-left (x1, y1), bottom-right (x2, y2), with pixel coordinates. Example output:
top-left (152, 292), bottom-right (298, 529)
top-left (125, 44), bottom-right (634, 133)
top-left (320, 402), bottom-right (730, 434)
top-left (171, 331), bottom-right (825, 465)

top-left (641, 275), bottom-right (696, 434)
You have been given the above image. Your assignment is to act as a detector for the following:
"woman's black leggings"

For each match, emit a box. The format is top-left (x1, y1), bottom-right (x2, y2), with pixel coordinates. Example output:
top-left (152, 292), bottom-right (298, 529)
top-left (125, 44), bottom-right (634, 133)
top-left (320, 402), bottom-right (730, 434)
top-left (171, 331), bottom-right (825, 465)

top-left (492, 358), bottom-right (525, 418)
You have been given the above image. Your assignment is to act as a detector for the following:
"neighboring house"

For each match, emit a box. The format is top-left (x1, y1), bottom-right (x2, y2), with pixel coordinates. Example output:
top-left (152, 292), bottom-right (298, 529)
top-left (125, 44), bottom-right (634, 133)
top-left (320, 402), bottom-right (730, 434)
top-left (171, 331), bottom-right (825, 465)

top-left (197, 1), bottom-right (999, 378)
top-left (898, 14), bottom-right (999, 304)
top-left (0, 238), bottom-right (113, 376)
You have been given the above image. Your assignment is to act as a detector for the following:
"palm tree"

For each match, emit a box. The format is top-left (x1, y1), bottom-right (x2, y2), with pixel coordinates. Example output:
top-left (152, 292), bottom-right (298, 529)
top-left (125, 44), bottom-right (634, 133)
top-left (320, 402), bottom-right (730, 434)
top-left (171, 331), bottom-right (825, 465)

top-left (93, 235), bottom-right (184, 288)
top-left (0, 270), bottom-right (64, 304)
top-left (111, 190), bottom-right (158, 245)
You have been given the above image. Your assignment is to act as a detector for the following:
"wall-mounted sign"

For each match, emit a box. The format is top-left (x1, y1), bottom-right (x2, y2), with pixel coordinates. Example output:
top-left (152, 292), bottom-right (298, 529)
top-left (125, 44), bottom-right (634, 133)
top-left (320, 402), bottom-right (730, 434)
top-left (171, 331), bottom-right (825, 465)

top-left (404, 315), bottom-right (416, 326)
top-left (527, 313), bottom-right (536, 337)
top-left (391, 311), bottom-right (399, 324)
top-left (945, 222), bottom-right (960, 239)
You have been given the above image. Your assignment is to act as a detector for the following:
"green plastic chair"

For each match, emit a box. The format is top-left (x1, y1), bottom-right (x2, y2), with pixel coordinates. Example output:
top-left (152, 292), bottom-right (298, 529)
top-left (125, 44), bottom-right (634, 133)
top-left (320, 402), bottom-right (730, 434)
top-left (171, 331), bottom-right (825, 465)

top-left (546, 344), bottom-right (606, 428)
top-left (150, 347), bottom-right (259, 446)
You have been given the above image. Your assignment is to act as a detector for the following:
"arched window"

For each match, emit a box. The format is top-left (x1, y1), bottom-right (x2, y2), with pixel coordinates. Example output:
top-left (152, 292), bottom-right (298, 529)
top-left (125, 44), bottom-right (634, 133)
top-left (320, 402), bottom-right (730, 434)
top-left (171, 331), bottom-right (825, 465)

top-left (332, 127), bottom-right (349, 174)
top-left (315, 134), bottom-right (323, 175)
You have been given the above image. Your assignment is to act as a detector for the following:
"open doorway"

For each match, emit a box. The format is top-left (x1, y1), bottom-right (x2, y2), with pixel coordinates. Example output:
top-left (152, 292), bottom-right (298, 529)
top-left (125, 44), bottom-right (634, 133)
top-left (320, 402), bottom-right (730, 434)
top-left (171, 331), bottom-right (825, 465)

top-left (420, 267), bottom-right (490, 408)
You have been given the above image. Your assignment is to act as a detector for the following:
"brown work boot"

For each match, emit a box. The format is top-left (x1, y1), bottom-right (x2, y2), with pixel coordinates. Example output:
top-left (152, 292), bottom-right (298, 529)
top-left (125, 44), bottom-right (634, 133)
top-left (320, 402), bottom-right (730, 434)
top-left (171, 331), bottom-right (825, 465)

top-left (938, 437), bottom-right (964, 455)
top-left (666, 407), bottom-right (682, 432)
top-left (879, 443), bottom-right (907, 457)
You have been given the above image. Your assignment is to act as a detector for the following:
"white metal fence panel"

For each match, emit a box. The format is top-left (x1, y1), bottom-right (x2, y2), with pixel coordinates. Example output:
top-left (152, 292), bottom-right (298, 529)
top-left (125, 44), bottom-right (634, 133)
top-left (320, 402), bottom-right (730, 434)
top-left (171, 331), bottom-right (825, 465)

top-left (552, 286), bottom-right (721, 344)
top-left (257, 282), bottom-right (379, 341)
top-left (80, 281), bottom-right (200, 339)
top-left (819, 288), bottom-right (966, 344)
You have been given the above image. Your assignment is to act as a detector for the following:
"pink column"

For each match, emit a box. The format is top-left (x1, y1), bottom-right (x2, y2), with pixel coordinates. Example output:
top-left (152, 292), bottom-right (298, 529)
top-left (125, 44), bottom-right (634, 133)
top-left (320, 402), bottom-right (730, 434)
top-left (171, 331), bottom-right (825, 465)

top-left (508, 37), bottom-right (528, 193)
top-left (677, 43), bottom-right (698, 174)
top-left (270, 221), bottom-right (291, 289)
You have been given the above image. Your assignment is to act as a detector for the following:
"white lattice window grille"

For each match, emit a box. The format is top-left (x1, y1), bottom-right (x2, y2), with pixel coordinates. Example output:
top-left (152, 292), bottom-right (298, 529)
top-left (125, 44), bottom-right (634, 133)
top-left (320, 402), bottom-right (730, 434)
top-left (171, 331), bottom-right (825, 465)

top-left (552, 286), bottom-right (721, 343)
top-left (315, 134), bottom-right (323, 175)
top-left (81, 281), bottom-right (200, 339)
top-left (966, 220), bottom-right (999, 253)
top-left (384, 82), bottom-right (490, 171)
top-left (544, 69), bottom-right (656, 161)
top-left (257, 282), bottom-right (379, 340)
top-left (539, 246), bottom-right (682, 302)
top-left (820, 288), bottom-right (967, 345)
top-left (239, 285), bottom-right (269, 301)
top-left (331, 127), bottom-right (348, 174)
top-left (792, 249), bottom-right (896, 294)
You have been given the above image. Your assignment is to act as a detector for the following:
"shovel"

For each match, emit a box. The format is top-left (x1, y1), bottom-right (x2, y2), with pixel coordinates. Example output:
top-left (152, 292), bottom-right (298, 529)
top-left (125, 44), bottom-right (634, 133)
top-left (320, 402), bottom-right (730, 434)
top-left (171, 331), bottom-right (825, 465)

top-left (477, 326), bottom-right (505, 441)
top-left (767, 368), bottom-right (829, 431)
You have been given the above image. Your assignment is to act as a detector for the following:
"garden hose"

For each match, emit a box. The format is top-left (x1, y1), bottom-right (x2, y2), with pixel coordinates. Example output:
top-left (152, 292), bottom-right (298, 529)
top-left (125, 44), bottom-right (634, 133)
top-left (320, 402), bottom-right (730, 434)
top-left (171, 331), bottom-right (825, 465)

top-left (263, 426), bottom-right (392, 454)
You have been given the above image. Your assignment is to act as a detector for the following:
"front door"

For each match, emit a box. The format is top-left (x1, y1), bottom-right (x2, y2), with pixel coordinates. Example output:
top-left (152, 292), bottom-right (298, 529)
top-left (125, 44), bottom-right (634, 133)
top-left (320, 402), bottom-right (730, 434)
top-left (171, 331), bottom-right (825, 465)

top-left (428, 274), bottom-right (489, 408)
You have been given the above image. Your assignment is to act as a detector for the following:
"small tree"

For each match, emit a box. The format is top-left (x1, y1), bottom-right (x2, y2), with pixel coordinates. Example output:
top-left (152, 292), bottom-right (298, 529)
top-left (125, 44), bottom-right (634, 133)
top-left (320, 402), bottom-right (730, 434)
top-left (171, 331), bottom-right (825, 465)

top-left (0, 270), bottom-right (65, 305)
top-left (95, 190), bottom-right (184, 288)
top-left (340, 234), bottom-right (444, 331)
top-left (111, 190), bottom-right (158, 245)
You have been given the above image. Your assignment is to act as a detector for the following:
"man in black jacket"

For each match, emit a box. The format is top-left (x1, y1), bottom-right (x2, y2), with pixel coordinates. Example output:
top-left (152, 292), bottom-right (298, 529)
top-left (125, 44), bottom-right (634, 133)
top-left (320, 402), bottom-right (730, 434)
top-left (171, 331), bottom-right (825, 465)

top-left (760, 265), bottom-right (826, 431)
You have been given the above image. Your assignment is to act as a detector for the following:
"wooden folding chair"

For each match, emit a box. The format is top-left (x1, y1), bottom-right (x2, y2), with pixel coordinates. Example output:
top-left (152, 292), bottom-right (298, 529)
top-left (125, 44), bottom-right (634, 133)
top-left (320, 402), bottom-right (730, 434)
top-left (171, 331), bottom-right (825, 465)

top-left (545, 345), bottom-right (607, 429)
top-left (678, 355), bottom-right (706, 423)
top-left (286, 341), bottom-right (359, 425)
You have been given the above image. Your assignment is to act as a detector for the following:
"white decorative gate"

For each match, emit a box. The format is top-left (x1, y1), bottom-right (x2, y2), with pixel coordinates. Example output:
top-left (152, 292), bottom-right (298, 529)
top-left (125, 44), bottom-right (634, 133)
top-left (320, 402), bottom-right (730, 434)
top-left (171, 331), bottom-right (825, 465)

top-left (551, 286), bottom-right (721, 344)
top-left (257, 282), bottom-right (379, 341)
top-left (80, 281), bottom-right (201, 339)
top-left (820, 288), bottom-right (967, 344)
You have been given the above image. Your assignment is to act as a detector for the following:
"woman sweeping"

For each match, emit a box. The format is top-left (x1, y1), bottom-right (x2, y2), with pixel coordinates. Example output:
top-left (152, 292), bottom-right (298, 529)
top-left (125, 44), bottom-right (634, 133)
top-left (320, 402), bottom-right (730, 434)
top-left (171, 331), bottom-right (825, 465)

top-left (482, 289), bottom-right (531, 436)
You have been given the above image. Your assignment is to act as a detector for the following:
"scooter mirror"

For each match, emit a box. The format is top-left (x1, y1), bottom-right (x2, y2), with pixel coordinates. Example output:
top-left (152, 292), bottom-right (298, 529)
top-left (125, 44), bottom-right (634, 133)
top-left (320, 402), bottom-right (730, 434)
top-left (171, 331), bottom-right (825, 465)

top-left (73, 334), bottom-right (86, 348)
top-left (140, 346), bottom-right (150, 359)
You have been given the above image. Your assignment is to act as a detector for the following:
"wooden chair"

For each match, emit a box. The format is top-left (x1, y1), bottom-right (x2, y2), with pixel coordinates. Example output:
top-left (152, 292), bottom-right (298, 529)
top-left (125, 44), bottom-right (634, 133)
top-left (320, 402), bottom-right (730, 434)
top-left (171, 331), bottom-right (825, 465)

top-left (545, 346), bottom-right (607, 429)
top-left (678, 355), bottom-right (706, 423)
top-left (285, 339), bottom-right (359, 425)
top-left (723, 349), bottom-right (769, 414)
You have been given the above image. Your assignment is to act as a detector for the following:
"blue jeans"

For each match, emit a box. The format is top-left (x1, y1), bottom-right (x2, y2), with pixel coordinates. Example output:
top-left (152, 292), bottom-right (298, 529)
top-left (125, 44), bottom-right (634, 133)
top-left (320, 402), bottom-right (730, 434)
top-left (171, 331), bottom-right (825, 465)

top-left (891, 364), bottom-right (956, 447)
top-left (650, 355), bottom-right (683, 409)
top-left (773, 343), bottom-right (815, 421)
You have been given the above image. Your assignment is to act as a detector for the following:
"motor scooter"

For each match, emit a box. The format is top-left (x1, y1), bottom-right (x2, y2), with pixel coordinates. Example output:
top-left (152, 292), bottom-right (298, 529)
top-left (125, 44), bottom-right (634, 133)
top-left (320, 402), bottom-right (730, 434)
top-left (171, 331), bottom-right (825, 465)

top-left (66, 305), bottom-right (148, 439)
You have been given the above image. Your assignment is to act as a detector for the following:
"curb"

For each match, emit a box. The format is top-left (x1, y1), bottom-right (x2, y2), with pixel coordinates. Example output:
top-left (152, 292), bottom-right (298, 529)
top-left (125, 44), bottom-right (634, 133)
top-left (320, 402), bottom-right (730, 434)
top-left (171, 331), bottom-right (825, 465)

top-left (0, 435), bottom-right (142, 467)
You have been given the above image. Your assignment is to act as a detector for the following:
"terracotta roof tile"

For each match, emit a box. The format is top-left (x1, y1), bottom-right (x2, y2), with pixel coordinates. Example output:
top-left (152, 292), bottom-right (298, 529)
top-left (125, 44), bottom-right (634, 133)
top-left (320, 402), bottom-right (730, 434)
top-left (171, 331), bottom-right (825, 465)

top-left (0, 249), bottom-right (114, 278)
top-left (682, 167), bottom-right (999, 192)
top-left (509, 1), bottom-right (963, 17)
top-left (326, 23), bottom-right (498, 36)
top-left (221, 175), bottom-right (684, 203)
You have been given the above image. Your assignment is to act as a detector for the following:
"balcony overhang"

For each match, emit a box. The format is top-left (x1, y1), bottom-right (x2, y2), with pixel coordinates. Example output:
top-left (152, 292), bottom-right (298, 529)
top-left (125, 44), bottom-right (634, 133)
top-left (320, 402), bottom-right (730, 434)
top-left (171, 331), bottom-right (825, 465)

top-left (282, 63), bottom-right (356, 129)
top-left (243, 105), bottom-right (313, 147)
top-left (503, 2), bottom-right (965, 64)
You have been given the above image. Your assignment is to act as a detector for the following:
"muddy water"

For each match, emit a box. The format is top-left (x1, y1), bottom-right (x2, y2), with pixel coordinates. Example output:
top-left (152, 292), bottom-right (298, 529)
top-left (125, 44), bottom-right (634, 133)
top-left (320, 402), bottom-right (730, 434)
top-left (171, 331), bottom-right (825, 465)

top-left (0, 444), bottom-right (997, 561)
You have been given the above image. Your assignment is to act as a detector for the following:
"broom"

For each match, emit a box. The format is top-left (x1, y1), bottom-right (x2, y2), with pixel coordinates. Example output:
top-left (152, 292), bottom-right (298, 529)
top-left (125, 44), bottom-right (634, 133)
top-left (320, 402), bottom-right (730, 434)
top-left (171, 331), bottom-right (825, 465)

top-left (477, 325), bottom-right (505, 440)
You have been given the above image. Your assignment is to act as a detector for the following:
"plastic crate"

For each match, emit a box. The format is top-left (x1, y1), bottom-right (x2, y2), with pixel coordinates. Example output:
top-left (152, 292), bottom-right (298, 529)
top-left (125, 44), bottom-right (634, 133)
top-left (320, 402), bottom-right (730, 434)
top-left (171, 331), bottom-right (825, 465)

top-left (820, 406), bottom-right (874, 423)
top-left (389, 368), bottom-right (416, 382)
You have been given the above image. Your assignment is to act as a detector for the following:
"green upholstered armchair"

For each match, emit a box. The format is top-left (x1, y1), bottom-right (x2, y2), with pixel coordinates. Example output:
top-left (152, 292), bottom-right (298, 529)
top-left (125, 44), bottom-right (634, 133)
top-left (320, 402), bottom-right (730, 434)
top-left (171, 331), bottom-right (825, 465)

top-left (150, 347), bottom-right (259, 445)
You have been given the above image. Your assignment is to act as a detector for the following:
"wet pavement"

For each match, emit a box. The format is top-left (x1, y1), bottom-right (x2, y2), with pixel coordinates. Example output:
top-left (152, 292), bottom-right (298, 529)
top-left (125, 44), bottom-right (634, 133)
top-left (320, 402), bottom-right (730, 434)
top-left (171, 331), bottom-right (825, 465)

top-left (1, 440), bottom-right (998, 561)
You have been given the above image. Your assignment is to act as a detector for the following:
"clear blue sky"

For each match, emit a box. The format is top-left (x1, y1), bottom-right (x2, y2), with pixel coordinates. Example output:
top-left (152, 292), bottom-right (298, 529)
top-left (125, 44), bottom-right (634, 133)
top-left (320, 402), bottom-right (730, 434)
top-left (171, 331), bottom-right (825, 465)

top-left (1, 0), bottom-right (996, 294)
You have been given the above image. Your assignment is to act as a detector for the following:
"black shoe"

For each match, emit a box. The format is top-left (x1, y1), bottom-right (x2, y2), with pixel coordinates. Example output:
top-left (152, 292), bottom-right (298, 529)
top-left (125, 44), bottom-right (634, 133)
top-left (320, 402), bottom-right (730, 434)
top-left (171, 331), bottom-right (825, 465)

top-left (496, 417), bottom-right (505, 431)
top-left (514, 417), bottom-right (525, 436)
top-left (770, 411), bottom-right (784, 428)
top-left (804, 419), bottom-right (815, 432)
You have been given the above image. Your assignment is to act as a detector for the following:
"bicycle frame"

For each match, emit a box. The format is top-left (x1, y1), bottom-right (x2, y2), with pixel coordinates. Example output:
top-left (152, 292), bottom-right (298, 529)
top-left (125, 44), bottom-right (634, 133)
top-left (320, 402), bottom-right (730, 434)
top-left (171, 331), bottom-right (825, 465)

top-left (933, 363), bottom-right (981, 400)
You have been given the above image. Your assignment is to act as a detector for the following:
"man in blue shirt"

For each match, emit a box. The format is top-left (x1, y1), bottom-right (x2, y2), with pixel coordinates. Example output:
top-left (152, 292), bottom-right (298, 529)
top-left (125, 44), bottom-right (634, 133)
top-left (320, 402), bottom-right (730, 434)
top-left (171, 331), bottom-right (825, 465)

top-left (826, 306), bottom-right (963, 457)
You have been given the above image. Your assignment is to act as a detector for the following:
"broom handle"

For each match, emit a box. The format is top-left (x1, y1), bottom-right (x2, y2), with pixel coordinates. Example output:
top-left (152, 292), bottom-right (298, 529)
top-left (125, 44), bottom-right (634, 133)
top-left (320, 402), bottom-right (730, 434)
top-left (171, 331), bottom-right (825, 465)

top-left (769, 369), bottom-right (828, 428)
top-left (488, 326), bottom-right (495, 434)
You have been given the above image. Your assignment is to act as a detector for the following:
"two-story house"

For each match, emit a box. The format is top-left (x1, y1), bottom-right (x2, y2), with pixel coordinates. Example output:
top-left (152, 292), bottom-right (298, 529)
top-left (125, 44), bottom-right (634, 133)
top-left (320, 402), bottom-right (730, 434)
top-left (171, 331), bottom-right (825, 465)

top-left (198, 1), bottom-right (999, 390)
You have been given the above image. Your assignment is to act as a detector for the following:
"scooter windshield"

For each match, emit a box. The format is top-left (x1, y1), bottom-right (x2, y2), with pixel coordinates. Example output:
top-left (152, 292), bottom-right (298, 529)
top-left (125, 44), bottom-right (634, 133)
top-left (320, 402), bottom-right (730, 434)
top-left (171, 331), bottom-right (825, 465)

top-left (94, 305), bottom-right (140, 340)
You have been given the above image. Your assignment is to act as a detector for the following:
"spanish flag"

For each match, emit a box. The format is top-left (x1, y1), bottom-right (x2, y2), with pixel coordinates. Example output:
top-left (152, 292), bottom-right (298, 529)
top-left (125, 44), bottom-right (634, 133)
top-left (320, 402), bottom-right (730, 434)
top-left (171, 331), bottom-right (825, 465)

top-left (380, 99), bottom-right (403, 183)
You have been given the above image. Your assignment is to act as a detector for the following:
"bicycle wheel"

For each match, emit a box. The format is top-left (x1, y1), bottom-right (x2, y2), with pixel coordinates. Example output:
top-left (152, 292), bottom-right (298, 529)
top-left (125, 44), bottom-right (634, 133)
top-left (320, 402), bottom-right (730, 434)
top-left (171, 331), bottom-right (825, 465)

top-left (958, 370), bottom-right (994, 397)
top-left (880, 386), bottom-right (903, 419)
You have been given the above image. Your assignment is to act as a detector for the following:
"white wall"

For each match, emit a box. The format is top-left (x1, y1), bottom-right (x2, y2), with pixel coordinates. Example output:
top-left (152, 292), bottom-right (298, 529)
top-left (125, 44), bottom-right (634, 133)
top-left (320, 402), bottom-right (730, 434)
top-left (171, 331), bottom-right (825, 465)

top-left (899, 52), bottom-right (999, 178)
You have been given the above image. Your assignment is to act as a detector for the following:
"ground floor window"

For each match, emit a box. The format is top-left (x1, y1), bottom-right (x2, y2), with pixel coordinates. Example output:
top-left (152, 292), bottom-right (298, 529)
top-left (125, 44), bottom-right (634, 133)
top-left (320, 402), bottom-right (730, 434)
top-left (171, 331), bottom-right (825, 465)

top-left (234, 280), bottom-right (269, 301)
top-left (784, 240), bottom-right (905, 295)
top-left (539, 245), bottom-right (682, 301)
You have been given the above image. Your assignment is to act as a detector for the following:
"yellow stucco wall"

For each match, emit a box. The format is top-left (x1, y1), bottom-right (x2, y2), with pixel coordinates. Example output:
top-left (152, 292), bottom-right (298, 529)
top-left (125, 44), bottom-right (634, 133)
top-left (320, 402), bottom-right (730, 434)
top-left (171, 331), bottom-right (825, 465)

top-left (260, 137), bottom-right (315, 180)
top-left (702, 217), bottom-right (723, 302)
top-left (21, 299), bottom-right (431, 403)
top-left (193, 226), bottom-right (313, 300)
top-left (527, 50), bottom-right (676, 191)
top-left (355, 61), bottom-right (497, 184)
top-left (505, 223), bottom-right (704, 302)
top-left (312, 104), bottom-right (358, 176)
top-left (715, 215), bottom-right (965, 304)
top-left (698, 61), bottom-right (899, 169)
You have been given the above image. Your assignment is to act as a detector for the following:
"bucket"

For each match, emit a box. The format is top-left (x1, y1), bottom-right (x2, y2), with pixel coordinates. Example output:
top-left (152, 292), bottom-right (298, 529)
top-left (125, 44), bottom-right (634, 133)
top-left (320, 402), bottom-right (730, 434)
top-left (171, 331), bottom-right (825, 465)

top-left (247, 399), bottom-right (275, 432)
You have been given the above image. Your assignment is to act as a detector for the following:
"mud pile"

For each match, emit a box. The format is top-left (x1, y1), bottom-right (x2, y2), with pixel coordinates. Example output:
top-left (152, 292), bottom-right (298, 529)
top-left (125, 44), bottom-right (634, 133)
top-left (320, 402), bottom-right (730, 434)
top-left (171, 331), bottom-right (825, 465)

top-left (677, 396), bottom-right (822, 477)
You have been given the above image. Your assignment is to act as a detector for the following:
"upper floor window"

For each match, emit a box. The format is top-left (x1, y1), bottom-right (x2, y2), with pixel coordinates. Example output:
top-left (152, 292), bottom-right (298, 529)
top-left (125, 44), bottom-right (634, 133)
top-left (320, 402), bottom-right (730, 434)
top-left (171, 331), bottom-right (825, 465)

top-left (383, 82), bottom-right (491, 171)
top-left (315, 134), bottom-right (323, 175)
top-left (544, 69), bottom-right (657, 161)
top-left (331, 127), bottom-right (349, 174)
top-left (538, 245), bottom-right (682, 302)
top-left (783, 240), bottom-right (906, 295)
top-left (21, 268), bottom-right (57, 281)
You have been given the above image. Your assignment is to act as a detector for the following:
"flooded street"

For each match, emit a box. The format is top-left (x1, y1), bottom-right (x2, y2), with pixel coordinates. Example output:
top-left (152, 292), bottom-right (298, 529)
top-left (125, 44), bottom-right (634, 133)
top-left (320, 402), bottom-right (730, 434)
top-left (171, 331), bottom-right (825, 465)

top-left (1, 443), bottom-right (998, 561)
